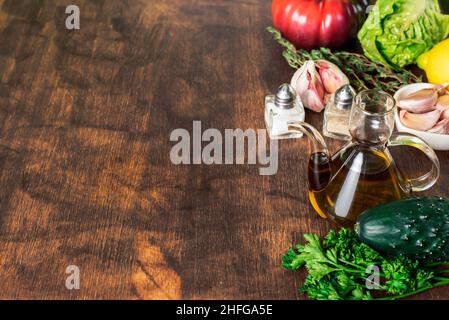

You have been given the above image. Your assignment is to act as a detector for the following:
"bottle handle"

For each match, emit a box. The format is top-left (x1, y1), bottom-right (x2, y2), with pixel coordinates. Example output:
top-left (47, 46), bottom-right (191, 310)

top-left (388, 133), bottom-right (440, 192)
top-left (288, 121), bottom-right (330, 157)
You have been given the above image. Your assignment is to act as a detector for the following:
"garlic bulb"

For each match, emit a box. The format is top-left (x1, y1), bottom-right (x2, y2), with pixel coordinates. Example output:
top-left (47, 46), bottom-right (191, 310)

top-left (291, 59), bottom-right (349, 113)
top-left (291, 61), bottom-right (326, 112)
top-left (316, 60), bottom-right (349, 94)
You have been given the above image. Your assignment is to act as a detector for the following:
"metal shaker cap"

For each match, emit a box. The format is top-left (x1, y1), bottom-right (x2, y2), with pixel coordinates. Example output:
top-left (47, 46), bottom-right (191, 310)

top-left (275, 84), bottom-right (296, 109)
top-left (334, 84), bottom-right (356, 111)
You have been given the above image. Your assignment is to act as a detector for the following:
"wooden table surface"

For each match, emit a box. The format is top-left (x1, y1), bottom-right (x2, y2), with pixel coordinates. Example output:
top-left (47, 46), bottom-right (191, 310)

top-left (0, 0), bottom-right (448, 300)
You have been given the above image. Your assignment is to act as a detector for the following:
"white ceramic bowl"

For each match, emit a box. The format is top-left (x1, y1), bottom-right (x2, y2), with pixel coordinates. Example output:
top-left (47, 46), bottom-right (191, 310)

top-left (394, 83), bottom-right (449, 151)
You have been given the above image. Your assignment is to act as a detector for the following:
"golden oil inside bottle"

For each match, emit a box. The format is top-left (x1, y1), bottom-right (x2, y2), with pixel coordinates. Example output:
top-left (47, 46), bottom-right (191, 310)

top-left (307, 147), bottom-right (408, 227)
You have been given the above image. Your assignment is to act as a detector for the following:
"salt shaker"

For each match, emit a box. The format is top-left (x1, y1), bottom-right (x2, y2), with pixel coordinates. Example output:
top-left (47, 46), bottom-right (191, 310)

top-left (323, 84), bottom-right (356, 140)
top-left (264, 84), bottom-right (305, 140)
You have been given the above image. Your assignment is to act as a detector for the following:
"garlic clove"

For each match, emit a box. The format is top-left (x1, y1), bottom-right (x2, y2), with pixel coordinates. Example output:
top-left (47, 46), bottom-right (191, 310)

top-left (399, 108), bottom-right (441, 131)
top-left (291, 60), bottom-right (312, 95)
top-left (436, 84), bottom-right (448, 96)
top-left (437, 95), bottom-right (449, 119)
top-left (301, 88), bottom-right (326, 113)
top-left (440, 109), bottom-right (449, 120)
top-left (291, 60), bottom-right (326, 112)
top-left (316, 60), bottom-right (349, 94)
top-left (397, 88), bottom-right (438, 113)
top-left (428, 119), bottom-right (449, 134)
top-left (437, 95), bottom-right (449, 109)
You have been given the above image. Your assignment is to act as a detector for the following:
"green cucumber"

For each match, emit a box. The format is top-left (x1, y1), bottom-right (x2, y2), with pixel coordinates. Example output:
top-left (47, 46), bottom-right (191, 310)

top-left (355, 197), bottom-right (449, 261)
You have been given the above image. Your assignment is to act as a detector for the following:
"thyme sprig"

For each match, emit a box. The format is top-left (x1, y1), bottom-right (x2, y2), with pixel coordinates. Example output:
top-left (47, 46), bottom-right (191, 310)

top-left (267, 27), bottom-right (422, 94)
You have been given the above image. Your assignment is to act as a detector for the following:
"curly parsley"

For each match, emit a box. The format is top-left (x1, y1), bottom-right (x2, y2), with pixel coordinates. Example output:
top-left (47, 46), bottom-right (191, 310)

top-left (283, 229), bottom-right (449, 300)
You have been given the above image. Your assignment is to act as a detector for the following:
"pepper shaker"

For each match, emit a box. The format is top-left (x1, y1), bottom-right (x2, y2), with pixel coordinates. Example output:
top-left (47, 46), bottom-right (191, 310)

top-left (323, 84), bottom-right (356, 140)
top-left (264, 84), bottom-right (305, 140)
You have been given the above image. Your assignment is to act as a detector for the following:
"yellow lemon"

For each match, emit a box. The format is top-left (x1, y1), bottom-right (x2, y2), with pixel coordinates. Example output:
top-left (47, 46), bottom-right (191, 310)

top-left (418, 38), bottom-right (449, 84)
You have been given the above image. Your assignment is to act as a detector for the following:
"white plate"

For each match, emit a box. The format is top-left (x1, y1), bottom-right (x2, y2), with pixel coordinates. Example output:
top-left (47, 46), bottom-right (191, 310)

top-left (394, 83), bottom-right (449, 151)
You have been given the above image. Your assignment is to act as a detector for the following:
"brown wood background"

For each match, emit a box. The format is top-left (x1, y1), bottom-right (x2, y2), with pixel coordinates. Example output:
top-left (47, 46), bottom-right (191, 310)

top-left (0, 0), bottom-right (448, 300)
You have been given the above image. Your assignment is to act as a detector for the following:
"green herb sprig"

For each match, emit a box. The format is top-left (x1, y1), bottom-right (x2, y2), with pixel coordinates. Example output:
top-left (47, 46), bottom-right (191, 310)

top-left (268, 27), bottom-right (422, 95)
top-left (283, 229), bottom-right (449, 300)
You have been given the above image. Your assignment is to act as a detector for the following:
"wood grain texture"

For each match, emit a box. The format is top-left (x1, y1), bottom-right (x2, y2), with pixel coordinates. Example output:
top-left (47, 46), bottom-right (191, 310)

top-left (0, 0), bottom-right (448, 300)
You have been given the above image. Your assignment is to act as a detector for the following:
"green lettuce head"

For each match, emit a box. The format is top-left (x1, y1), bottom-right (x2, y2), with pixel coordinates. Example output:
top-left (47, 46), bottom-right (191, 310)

top-left (358, 0), bottom-right (449, 70)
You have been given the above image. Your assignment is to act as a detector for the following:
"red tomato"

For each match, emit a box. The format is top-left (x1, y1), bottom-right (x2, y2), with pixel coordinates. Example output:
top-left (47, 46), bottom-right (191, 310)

top-left (272, 0), bottom-right (369, 50)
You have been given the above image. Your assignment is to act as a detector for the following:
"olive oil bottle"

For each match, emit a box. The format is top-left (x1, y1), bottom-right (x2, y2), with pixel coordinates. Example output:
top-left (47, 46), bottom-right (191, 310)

top-left (308, 147), bottom-right (408, 227)
top-left (288, 89), bottom-right (440, 227)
